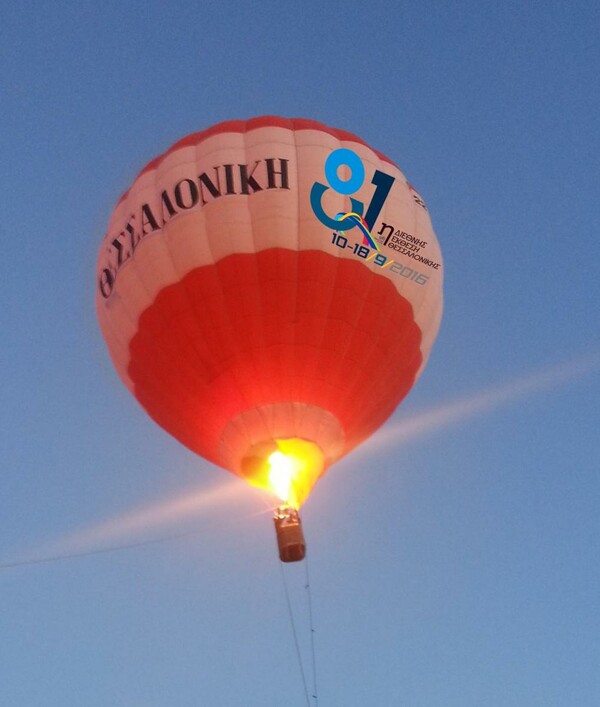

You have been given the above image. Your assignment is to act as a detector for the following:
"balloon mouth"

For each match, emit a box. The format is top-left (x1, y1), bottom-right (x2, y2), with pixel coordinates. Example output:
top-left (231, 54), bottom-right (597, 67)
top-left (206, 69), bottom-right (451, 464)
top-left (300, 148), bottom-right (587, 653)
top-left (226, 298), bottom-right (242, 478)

top-left (240, 438), bottom-right (325, 509)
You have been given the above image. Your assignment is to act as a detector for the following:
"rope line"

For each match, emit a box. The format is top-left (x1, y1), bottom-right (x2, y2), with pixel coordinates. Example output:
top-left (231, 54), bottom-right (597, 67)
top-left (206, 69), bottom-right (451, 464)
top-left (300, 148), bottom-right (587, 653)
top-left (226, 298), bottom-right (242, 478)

top-left (280, 561), bottom-right (311, 707)
top-left (305, 558), bottom-right (319, 706)
top-left (0, 528), bottom-right (206, 571)
top-left (0, 504), bottom-right (271, 572)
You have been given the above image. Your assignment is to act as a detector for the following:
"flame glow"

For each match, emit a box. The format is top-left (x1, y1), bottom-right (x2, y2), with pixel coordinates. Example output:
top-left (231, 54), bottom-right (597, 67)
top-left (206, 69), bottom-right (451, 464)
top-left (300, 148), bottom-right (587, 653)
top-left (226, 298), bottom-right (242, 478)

top-left (268, 451), bottom-right (295, 502)
top-left (242, 438), bottom-right (325, 509)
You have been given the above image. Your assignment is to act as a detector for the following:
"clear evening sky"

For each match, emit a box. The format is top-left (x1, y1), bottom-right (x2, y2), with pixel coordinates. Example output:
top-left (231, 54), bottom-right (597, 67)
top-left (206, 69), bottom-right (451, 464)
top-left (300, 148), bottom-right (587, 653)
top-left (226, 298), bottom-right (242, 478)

top-left (1, 2), bottom-right (599, 705)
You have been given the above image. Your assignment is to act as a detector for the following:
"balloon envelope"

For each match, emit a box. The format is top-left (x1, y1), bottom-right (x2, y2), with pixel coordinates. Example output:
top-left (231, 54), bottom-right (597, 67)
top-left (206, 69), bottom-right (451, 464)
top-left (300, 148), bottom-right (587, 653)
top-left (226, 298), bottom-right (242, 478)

top-left (96, 117), bottom-right (443, 506)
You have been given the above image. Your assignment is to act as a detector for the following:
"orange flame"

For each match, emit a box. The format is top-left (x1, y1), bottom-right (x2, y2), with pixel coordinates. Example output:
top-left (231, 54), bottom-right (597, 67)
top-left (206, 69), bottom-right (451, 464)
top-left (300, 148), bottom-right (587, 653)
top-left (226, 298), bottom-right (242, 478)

top-left (242, 438), bottom-right (325, 509)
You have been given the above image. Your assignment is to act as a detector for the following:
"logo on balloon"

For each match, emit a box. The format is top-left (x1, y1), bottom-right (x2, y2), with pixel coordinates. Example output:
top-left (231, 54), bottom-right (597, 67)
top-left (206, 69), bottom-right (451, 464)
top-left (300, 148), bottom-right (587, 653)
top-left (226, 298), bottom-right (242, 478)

top-left (334, 211), bottom-right (380, 251)
top-left (310, 148), bottom-right (395, 244)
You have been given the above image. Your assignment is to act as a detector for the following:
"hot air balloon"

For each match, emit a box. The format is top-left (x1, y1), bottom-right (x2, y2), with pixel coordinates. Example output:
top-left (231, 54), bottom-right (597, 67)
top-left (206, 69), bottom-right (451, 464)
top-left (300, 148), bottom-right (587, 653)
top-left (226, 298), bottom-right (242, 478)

top-left (96, 117), bottom-right (443, 561)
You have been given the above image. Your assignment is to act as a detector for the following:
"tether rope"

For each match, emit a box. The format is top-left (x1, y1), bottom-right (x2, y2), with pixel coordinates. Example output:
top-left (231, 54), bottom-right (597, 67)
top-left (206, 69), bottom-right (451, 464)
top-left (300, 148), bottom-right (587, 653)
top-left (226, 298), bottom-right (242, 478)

top-left (305, 557), bottom-right (319, 706)
top-left (0, 528), bottom-right (205, 570)
top-left (280, 561), bottom-right (311, 707)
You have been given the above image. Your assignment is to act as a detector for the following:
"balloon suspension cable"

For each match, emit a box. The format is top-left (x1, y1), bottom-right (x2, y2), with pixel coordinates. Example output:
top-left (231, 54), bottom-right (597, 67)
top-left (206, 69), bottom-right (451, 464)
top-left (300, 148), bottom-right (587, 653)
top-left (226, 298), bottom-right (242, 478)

top-left (277, 507), bottom-right (319, 707)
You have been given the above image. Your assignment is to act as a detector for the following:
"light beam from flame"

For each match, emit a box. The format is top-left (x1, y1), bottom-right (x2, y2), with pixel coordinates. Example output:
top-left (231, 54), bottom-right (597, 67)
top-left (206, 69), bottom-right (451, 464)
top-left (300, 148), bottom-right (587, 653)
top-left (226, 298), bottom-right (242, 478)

top-left (30, 478), bottom-right (245, 560)
top-left (360, 349), bottom-right (600, 455)
top-left (17, 351), bottom-right (597, 565)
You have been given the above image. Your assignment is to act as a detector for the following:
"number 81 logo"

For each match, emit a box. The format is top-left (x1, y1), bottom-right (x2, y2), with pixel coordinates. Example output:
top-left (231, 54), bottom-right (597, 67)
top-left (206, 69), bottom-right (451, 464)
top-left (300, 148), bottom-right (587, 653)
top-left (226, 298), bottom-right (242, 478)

top-left (310, 148), bottom-right (396, 242)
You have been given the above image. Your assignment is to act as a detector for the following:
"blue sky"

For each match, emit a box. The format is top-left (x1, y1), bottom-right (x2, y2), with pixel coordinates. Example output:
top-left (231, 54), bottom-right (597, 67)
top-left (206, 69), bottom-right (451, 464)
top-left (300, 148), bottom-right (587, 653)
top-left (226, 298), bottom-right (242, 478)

top-left (1, 1), bottom-right (599, 705)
